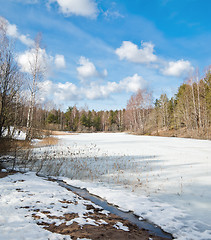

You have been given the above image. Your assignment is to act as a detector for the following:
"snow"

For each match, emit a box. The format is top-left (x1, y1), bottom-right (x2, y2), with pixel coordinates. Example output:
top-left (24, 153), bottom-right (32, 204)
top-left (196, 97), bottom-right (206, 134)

top-left (0, 172), bottom-right (72, 240)
top-left (1, 132), bottom-right (211, 239)
top-left (114, 222), bottom-right (129, 231)
top-left (54, 133), bottom-right (211, 240)
top-left (2, 127), bottom-right (41, 142)
top-left (0, 172), bottom-right (129, 240)
top-left (2, 127), bottom-right (26, 140)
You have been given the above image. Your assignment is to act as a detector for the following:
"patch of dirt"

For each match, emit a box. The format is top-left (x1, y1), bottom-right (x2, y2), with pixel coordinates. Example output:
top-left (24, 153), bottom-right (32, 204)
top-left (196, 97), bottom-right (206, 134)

top-left (32, 199), bottom-right (170, 240)
top-left (42, 220), bottom-right (165, 240)
top-left (0, 172), bottom-right (10, 178)
top-left (0, 170), bottom-right (17, 178)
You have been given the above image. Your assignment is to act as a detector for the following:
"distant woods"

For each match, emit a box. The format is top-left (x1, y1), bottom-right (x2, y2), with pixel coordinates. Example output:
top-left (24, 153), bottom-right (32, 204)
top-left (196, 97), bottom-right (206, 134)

top-left (43, 73), bottom-right (211, 139)
top-left (9, 72), bottom-right (209, 139)
top-left (0, 20), bottom-right (210, 140)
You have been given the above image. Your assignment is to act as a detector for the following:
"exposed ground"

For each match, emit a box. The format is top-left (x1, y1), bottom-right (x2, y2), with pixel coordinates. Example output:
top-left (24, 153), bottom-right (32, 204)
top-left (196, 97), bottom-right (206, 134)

top-left (0, 171), bottom-right (171, 240)
top-left (36, 201), bottom-right (167, 240)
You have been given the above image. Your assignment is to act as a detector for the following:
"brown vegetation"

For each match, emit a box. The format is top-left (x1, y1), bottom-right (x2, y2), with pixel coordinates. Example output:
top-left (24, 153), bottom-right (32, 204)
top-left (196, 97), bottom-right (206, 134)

top-left (0, 138), bottom-right (31, 155)
top-left (34, 136), bottom-right (59, 147)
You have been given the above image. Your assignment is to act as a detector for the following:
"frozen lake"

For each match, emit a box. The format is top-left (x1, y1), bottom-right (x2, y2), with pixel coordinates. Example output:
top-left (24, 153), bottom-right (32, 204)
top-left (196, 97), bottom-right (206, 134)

top-left (33, 133), bottom-right (211, 239)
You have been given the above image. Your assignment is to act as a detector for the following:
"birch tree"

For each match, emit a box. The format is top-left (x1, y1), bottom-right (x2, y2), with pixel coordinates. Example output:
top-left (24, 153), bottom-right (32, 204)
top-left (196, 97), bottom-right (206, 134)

top-left (23, 34), bottom-right (47, 140)
top-left (126, 89), bottom-right (152, 134)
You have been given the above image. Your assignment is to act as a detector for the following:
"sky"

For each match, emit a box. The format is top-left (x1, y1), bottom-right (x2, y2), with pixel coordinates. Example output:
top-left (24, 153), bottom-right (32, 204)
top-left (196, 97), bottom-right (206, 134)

top-left (1, 0), bottom-right (211, 111)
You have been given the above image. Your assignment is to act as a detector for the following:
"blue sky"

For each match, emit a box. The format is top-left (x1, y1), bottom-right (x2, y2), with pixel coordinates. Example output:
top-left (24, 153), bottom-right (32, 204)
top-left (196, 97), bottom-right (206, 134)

top-left (1, 0), bottom-right (211, 111)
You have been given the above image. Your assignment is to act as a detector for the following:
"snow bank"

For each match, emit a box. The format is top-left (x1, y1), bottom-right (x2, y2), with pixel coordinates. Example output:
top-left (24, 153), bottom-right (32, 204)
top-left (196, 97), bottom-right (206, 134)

top-left (2, 127), bottom-right (26, 140)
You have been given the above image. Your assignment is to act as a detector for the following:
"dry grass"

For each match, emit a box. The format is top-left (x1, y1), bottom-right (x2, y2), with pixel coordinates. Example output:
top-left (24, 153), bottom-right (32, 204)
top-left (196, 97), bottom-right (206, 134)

top-left (35, 137), bottom-right (59, 147)
top-left (140, 127), bottom-right (211, 140)
top-left (51, 131), bottom-right (77, 136)
top-left (0, 138), bottom-right (31, 154)
top-left (0, 135), bottom-right (59, 155)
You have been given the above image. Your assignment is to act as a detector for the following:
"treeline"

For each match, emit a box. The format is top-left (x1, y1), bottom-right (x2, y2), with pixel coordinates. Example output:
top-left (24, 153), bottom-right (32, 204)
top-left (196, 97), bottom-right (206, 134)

top-left (43, 70), bottom-right (211, 139)
top-left (0, 19), bottom-right (210, 140)
top-left (125, 72), bottom-right (211, 139)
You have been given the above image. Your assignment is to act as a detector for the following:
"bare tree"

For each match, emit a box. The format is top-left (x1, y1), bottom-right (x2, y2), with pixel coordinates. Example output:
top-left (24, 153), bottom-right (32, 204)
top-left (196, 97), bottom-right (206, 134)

top-left (195, 70), bottom-right (202, 129)
top-left (0, 19), bottom-right (22, 137)
top-left (25, 33), bottom-right (47, 140)
top-left (126, 89), bottom-right (152, 134)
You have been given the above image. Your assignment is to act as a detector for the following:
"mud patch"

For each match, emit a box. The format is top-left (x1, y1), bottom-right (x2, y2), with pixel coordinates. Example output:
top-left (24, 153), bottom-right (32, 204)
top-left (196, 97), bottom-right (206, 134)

top-left (33, 200), bottom-right (169, 240)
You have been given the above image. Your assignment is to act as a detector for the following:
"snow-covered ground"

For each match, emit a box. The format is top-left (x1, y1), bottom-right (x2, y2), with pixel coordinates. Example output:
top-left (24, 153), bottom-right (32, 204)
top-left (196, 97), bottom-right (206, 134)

top-left (2, 127), bottom-right (26, 140)
top-left (0, 172), bottom-right (130, 240)
top-left (2, 132), bottom-right (211, 239)
top-left (52, 133), bottom-right (211, 240)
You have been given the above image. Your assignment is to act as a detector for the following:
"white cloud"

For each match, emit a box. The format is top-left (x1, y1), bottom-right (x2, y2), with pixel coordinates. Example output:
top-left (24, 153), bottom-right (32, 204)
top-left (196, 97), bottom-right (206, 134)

top-left (77, 56), bottom-right (107, 81)
top-left (0, 17), bottom-right (34, 47)
top-left (55, 82), bottom-right (78, 101)
top-left (82, 73), bottom-right (145, 100)
top-left (19, 34), bottom-right (34, 47)
top-left (77, 56), bottom-right (98, 79)
top-left (38, 73), bottom-right (145, 103)
top-left (38, 80), bottom-right (80, 102)
top-left (115, 41), bottom-right (158, 64)
top-left (54, 54), bottom-right (66, 69)
top-left (119, 74), bottom-right (146, 92)
top-left (103, 9), bottom-right (124, 19)
top-left (115, 39), bottom-right (194, 78)
top-left (17, 48), bottom-right (50, 74)
top-left (82, 81), bottom-right (118, 100)
top-left (18, 49), bottom-right (67, 77)
top-left (48, 0), bottom-right (98, 18)
top-left (161, 59), bottom-right (194, 77)
top-left (6, 23), bottom-right (18, 37)
top-left (38, 80), bottom-right (81, 103)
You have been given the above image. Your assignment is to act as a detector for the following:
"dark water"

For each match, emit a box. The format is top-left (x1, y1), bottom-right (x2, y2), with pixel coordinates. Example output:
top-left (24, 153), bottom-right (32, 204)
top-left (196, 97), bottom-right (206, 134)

top-left (56, 179), bottom-right (173, 239)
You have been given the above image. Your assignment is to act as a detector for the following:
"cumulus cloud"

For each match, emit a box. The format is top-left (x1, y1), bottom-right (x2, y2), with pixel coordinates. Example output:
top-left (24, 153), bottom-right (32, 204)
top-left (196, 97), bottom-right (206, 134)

top-left (82, 81), bottom-right (118, 100)
top-left (115, 41), bottom-right (158, 64)
top-left (6, 23), bottom-right (18, 37)
top-left (161, 59), bottom-right (194, 77)
top-left (48, 0), bottom-right (98, 18)
top-left (115, 40), bottom-right (194, 78)
top-left (119, 74), bottom-right (146, 92)
top-left (38, 73), bottom-right (145, 103)
top-left (82, 74), bottom-right (145, 100)
top-left (17, 48), bottom-right (51, 74)
top-left (54, 82), bottom-right (78, 101)
top-left (18, 49), bottom-right (67, 76)
top-left (77, 56), bottom-right (98, 79)
top-left (38, 80), bottom-right (80, 102)
top-left (0, 17), bottom-right (34, 46)
top-left (77, 56), bottom-right (107, 81)
top-left (54, 54), bottom-right (66, 69)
